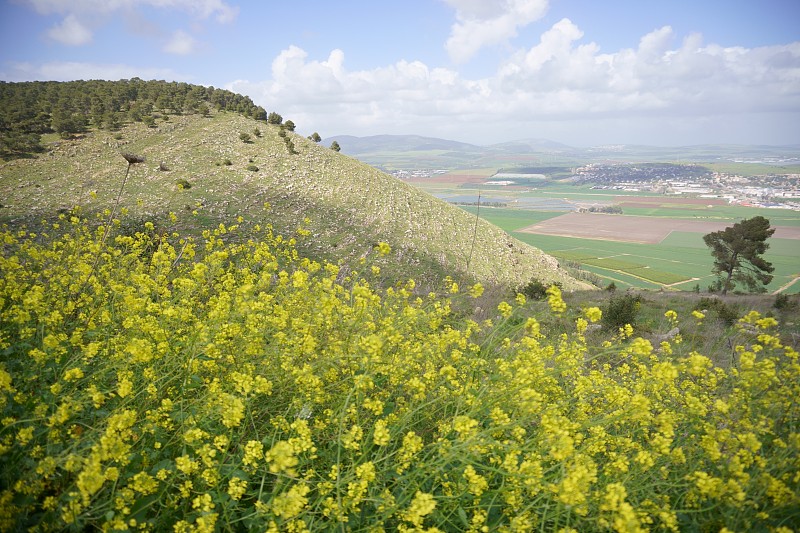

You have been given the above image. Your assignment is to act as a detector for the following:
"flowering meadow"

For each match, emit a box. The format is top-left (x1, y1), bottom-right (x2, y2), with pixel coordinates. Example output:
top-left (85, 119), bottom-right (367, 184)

top-left (1, 213), bottom-right (799, 532)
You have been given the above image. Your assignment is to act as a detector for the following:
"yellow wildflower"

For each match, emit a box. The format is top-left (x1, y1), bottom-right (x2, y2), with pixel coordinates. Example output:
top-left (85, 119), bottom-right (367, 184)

top-left (463, 465), bottom-right (488, 497)
top-left (584, 306), bottom-right (602, 322)
top-left (192, 493), bottom-right (214, 513)
top-left (266, 440), bottom-right (298, 475)
top-left (469, 283), bottom-right (484, 298)
top-left (130, 472), bottom-right (158, 495)
top-left (176, 455), bottom-right (199, 475)
top-left (63, 367), bottom-right (84, 381)
top-left (453, 415), bottom-right (479, 439)
top-left (373, 419), bottom-right (391, 446)
top-left (243, 440), bottom-right (264, 470)
top-left (117, 377), bottom-right (133, 399)
top-left (546, 285), bottom-right (567, 315)
top-left (402, 491), bottom-right (436, 527)
top-left (218, 393), bottom-right (245, 428)
top-left (228, 477), bottom-right (248, 500)
top-left (396, 431), bottom-right (424, 474)
top-left (272, 484), bottom-right (310, 518)
top-left (341, 425), bottom-right (363, 450)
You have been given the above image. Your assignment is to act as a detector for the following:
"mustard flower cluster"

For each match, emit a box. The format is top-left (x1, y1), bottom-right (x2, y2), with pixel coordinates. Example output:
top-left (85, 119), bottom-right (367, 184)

top-left (0, 215), bottom-right (798, 531)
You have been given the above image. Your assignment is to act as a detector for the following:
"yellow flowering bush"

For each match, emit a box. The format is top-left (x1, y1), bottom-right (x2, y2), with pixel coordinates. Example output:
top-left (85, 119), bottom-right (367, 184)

top-left (0, 216), bottom-right (798, 531)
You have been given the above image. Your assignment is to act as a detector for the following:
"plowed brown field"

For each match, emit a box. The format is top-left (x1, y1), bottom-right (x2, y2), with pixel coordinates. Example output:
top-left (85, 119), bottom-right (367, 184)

top-left (520, 212), bottom-right (800, 244)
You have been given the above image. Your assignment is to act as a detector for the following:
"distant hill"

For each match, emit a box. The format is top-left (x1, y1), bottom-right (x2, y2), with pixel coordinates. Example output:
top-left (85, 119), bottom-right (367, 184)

top-left (324, 134), bottom-right (493, 170)
top-left (326, 134), bottom-right (488, 155)
top-left (0, 88), bottom-right (589, 291)
top-left (488, 138), bottom-right (576, 153)
top-left (324, 134), bottom-right (800, 170)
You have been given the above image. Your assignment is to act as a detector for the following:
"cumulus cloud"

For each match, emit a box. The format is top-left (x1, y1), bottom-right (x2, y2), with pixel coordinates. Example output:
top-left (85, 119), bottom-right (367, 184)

top-left (489, 21), bottom-right (800, 119)
top-left (46, 13), bottom-right (92, 45)
top-left (21, 0), bottom-right (236, 46)
top-left (227, 19), bottom-right (800, 145)
top-left (163, 30), bottom-right (197, 55)
top-left (23, 0), bottom-right (238, 21)
top-left (443, 0), bottom-right (549, 63)
top-left (228, 46), bottom-right (481, 139)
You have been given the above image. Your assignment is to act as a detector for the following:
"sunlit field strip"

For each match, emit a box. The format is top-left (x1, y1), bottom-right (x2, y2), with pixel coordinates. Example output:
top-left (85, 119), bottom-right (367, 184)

top-left (550, 253), bottom-right (691, 286)
top-left (621, 206), bottom-right (800, 227)
top-left (626, 267), bottom-right (692, 285)
top-left (582, 257), bottom-right (649, 271)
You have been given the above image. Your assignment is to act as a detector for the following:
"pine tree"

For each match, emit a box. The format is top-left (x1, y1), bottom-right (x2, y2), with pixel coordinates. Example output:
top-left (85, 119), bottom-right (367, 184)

top-left (703, 216), bottom-right (775, 294)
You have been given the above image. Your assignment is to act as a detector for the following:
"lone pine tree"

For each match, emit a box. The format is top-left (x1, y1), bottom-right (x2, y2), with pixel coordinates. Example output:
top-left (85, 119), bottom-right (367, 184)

top-left (703, 216), bottom-right (775, 295)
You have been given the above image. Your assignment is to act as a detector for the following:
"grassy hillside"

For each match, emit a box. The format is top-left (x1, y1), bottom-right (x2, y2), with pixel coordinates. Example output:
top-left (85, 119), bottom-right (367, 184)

top-left (0, 111), bottom-right (588, 291)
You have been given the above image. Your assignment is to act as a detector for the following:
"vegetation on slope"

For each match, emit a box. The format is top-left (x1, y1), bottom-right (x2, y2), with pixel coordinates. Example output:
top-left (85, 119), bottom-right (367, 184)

top-left (0, 80), bottom-right (267, 159)
top-left (0, 218), bottom-right (798, 531)
top-left (0, 107), bottom-right (587, 291)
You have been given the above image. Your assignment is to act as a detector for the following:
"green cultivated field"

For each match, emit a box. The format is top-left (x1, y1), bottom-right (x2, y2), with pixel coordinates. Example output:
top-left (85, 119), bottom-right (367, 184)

top-left (468, 208), bottom-right (800, 293)
top-left (704, 161), bottom-right (800, 176)
top-left (620, 205), bottom-right (800, 226)
top-left (461, 207), bottom-right (562, 232)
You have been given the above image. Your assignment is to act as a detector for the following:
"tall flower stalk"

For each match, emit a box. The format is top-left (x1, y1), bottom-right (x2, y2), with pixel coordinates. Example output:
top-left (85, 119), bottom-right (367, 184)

top-left (70, 152), bottom-right (144, 313)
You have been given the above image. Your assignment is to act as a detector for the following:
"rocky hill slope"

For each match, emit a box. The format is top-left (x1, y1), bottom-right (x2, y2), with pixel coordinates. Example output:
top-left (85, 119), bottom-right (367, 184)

top-left (0, 110), bottom-right (589, 290)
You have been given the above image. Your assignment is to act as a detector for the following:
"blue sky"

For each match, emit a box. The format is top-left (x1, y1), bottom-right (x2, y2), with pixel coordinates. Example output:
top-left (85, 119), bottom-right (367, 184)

top-left (2, 0), bottom-right (799, 146)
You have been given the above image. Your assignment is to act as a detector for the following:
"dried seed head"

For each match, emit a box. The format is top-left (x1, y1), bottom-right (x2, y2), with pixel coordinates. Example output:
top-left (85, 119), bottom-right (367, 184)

top-left (122, 153), bottom-right (146, 165)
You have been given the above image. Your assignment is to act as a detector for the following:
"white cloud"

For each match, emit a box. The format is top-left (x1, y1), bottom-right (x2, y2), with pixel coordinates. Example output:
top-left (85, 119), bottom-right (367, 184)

top-left (2, 61), bottom-right (184, 82)
top-left (163, 30), bottom-right (197, 55)
top-left (21, 0), bottom-right (236, 48)
top-left (227, 19), bottom-right (800, 145)
top-left (443, 0), bottom-right (549, 63)
top-left (23, 0), bottom-right (238, 22)
top-left (46, 14), bottom-right (92, 45)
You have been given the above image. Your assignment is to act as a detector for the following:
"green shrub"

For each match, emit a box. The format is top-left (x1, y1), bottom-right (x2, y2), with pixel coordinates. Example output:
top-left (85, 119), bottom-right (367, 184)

top-left (695, 297), bottom-right (739, 326)
top-left (246, 164), bottom-right (259, 172)
top-left (175, 178), bottom-right (192, 190)
top-left (602, 292), bottom-right (641, 331)
top-left (517, 279), bottom-right (551, 301)
top-left (774, 293), bottom-right (796, 311)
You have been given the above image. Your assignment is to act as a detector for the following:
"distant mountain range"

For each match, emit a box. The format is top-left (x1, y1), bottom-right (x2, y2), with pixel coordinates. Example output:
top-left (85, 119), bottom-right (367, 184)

top-left (324, 134), bottom-right (486, 154)
top-left (324, 134), bottom-right (800, 170)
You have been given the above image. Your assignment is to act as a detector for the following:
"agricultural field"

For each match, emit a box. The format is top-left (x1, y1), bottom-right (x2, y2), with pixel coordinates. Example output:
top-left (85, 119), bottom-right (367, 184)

top-left (406, 163), bottom-right (800, 293)
top-left (462, 205), bottom-right (800, 293)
